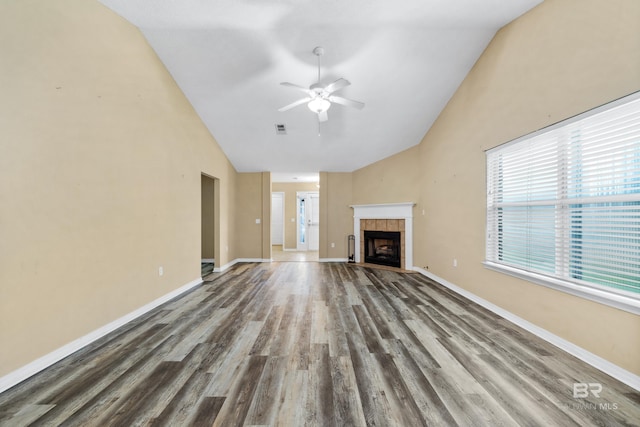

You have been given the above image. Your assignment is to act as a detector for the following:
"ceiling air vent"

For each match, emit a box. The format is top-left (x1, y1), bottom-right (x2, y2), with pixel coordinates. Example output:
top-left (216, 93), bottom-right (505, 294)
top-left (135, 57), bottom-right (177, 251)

top-left (275, 123), bottom-right (287, 135)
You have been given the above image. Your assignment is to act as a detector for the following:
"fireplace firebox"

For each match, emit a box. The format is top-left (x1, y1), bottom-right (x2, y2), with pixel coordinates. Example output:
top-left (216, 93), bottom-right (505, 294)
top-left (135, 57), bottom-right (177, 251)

top-left (364, 230), bottom-right (401, 268)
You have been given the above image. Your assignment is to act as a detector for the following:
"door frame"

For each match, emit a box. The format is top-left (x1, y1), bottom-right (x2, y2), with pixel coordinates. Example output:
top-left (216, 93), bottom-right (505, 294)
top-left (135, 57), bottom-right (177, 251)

top-left (200, 173), bottom-right (220, 266)
top-left (296, 192), bottom-right (307, 251)
top-left (296, 191), bottom-right (319, 251)
top-left (271, 192), bottom-right (285, 247)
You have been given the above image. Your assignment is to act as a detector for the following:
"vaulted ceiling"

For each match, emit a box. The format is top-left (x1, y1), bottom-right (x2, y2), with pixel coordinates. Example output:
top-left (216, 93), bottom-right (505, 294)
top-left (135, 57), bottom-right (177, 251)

top-left (98, 0), bottom-right (542, 181)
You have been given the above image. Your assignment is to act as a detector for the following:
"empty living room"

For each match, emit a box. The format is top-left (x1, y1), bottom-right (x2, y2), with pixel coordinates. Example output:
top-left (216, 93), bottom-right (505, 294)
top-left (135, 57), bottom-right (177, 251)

top-left (1, 0), bottom-right (639, 426)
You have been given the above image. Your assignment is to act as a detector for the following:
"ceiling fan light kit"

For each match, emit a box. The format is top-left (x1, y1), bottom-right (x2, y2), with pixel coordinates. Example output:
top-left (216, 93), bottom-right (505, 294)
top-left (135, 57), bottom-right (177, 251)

top-left (278, 46), bottom-right (364, 123)
top-left (307, 97), bottom-right (331, 113)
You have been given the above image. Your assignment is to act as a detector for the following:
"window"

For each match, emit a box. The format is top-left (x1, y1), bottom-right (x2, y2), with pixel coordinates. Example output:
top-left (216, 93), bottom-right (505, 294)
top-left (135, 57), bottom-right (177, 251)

top-left (485, 93), bottom-right (640, 314)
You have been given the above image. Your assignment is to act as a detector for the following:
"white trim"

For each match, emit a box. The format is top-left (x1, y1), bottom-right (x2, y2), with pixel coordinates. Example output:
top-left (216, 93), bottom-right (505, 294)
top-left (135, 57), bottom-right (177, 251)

top-left (483, 262), bottom-right (640, 315)
top-left (319, 258), bottom-right (349, 263)
top-left (213, 258), bottom-right (271, 272)
top-left (0, 277), bottom-right (203, 394)
top-left (350, 202), bottom-right (416, 216)
top-left (351, 202), bottom-right (415, 270)
top-left (412, 267), bottom-right (640, 392)
top-left (213, 259), bottom-right (238, 272)
top-left (297, 191), bottom-right (320, 252)
top-left (237, 258), bottom-right (272, 263)
top-left (201, 258), bottom-right (215, 263)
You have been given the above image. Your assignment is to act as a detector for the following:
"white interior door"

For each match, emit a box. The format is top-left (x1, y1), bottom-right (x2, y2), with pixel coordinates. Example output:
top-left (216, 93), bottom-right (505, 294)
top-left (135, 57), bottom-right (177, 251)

top-left (297, 192), bottom-right (319, 251)
top-left (307, 193), bottom-right (319, 251)
top-left (271, 192), bottom-right (284, 246)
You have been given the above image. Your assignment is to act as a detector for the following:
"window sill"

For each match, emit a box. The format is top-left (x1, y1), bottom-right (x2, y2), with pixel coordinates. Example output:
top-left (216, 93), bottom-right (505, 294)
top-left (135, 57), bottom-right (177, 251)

top-left (483, 261), bottom-right (640, 315)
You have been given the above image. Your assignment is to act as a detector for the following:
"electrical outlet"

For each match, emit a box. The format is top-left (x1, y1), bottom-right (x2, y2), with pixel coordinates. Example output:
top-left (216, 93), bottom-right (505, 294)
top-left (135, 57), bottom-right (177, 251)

top-left (453, 259), bottom-right (458, 267)
top-left (159, 266), bottom-right (164, 276)
top-left (331, 242), bottom-right (335, 248)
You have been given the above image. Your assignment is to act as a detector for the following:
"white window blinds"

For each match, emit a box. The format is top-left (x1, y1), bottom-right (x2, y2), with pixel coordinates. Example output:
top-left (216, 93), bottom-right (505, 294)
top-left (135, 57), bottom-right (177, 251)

top-left (486, 93), bottom-right (640, 306)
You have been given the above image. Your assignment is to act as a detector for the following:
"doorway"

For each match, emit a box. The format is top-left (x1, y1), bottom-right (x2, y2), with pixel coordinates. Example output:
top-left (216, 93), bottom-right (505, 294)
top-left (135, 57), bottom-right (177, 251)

top-left (201, 174), bottom-right (219, 276)
top-left (297, 191), bottom-right (319, 252)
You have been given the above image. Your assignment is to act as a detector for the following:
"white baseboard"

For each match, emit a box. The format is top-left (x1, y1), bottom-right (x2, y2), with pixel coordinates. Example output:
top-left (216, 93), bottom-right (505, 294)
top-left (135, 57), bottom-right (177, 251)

top-left (411, 267), bottom-right (640, 392)
top-left (319, 258), bottom-right (349, 263)
top-left (236, 258), bottom-right (272, 263)
top-left (213, 258), bottom-right (271, 273)
top-left (213, 259), bottom-right (238, 272)
top-left (0, 277), bottom-right (203, 394)
top-left (201, 258), bottom-right (215, 263)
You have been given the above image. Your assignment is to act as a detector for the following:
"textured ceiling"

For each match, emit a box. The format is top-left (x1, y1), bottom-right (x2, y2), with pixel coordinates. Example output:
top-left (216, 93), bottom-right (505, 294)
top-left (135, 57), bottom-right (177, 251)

top-left (98, 0), bottom-right (542, 179)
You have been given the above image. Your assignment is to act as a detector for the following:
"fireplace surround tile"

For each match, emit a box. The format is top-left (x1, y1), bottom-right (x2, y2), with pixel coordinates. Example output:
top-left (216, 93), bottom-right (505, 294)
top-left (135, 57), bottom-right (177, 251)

top-left (351, 203), bottom-right (415, 270)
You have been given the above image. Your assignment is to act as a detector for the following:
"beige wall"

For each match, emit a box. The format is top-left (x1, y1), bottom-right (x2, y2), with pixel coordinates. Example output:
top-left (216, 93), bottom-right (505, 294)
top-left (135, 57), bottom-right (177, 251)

top-left (272, 182), bottom-right (319, 250)
top-left (0, 0), bottom-right (242, 376)
top-left (352, 145), bottom-right (422, 207)
top-left (260, 172), bottom-right (272, 259)
top-left (319, 173), bottom-right (353, 259)
top-left (351, 0), bottom-right (640, 374)
top-left (235, 172), bottom-right (271, 260)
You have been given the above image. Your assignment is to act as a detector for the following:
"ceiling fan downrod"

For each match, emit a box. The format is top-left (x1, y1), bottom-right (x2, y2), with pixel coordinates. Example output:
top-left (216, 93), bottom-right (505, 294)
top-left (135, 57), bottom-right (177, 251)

top-left (313, 46), bottom-right (324, 82)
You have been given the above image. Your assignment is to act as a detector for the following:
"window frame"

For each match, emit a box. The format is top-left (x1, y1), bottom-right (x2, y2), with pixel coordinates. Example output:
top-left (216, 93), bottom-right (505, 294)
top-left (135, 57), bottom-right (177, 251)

top-left (484, 91), bottom-right (640, 315)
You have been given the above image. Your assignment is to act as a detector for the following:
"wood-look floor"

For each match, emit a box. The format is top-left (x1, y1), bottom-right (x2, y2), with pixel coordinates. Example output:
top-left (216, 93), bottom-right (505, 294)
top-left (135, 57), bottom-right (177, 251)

top-left (1, 262), bottom-right (638, 426)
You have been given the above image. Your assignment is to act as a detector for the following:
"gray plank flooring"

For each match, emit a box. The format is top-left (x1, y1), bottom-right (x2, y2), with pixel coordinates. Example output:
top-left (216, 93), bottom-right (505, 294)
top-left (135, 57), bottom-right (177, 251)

top-left (0, 262), bottom-right (638, 426)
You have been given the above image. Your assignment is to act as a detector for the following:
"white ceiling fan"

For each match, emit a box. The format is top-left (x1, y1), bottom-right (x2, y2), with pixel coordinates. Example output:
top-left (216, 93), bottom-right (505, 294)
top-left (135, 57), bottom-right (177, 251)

top-left (278, 46), bottom-right (365, 122)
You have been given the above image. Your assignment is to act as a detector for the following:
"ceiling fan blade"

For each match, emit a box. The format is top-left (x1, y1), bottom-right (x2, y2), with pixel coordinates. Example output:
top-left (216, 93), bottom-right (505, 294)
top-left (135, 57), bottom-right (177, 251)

top-left (280, 82), bottom-right (314, 96)
top-left (328, 95), bottom-right (365, 110)
top-left (318, 110), bottom-right (328, 122)
top-left (324, 78), bottom-right (350, 94)
top-left (278, 97), bottom-right (312, 112)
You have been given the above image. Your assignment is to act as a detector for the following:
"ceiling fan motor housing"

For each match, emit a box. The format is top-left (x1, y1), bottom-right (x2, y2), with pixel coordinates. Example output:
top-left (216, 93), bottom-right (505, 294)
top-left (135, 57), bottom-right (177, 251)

top-left (310, 83), bottom-right (324, 93)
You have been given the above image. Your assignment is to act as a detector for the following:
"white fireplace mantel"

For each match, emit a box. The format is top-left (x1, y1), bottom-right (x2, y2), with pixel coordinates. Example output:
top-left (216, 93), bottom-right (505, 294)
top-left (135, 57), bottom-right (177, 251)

top-left (351, 202), bottom-right (415, 269)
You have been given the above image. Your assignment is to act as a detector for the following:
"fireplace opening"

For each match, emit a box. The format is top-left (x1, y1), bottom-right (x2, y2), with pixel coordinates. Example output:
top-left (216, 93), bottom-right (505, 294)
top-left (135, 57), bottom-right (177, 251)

top-left (364, 230), bottom-right (401, 268)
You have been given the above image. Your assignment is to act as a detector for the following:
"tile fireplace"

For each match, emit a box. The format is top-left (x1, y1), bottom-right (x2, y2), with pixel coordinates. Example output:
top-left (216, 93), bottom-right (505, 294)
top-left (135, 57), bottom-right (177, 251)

top-left (351, 203), bottom-right (415, 270)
